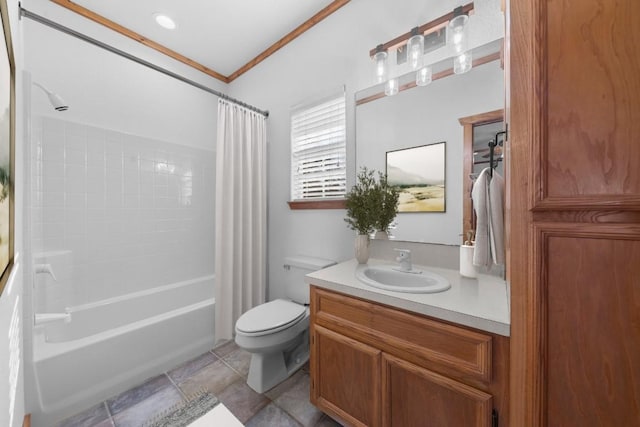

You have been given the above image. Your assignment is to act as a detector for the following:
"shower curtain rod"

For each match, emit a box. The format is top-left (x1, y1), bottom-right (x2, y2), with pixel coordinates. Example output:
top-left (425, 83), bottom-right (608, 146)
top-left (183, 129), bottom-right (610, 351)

top-left (20, 7), bottom-right (269, 117)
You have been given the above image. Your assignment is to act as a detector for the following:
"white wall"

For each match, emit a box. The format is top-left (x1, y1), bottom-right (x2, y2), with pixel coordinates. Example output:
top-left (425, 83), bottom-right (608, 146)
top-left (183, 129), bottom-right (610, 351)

top-left (1, 0), bottom-right (25, 425)
top-left (228, 0), bottom-right (504, 299)
top-left (22, 0), bottom-right (224, 150)
top-left (0, 268), bottom-right (23, 427)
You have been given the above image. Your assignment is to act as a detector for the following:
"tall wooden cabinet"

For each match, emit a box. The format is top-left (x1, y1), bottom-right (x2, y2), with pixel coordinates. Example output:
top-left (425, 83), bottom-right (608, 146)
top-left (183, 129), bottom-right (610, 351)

top-left (508, 0), bottom-right (640, 424)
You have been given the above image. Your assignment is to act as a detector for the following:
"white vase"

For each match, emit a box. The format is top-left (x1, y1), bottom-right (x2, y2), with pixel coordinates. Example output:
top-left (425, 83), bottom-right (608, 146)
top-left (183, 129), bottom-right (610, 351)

top-left (355, 234), bottom-right (370, 264)
top-left (459, 244), bottom-right (477, 278)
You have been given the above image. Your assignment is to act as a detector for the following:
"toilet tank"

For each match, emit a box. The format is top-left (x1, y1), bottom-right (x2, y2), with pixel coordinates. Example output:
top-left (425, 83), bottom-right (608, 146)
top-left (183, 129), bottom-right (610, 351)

top-left (284, 255), bottom-right (336, 304)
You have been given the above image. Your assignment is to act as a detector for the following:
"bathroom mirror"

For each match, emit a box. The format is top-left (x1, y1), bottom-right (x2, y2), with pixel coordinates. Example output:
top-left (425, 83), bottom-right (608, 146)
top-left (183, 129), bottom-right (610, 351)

top-left (459, 110), bottom-right (504, 235)
top-left (355, 42), bottom-right (504, 245)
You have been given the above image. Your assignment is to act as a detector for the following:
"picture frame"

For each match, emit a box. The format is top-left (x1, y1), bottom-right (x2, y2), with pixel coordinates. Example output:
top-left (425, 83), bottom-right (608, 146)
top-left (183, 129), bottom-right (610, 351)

top-left (0, 0), bottom-right (15, 297)
top-left (386, 142), bottom-right (446, 213)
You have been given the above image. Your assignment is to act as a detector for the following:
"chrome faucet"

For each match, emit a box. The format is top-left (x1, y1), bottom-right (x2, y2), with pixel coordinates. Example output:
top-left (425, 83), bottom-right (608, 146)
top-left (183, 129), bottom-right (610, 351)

top-left (394, 249), bottom-right (412, 272)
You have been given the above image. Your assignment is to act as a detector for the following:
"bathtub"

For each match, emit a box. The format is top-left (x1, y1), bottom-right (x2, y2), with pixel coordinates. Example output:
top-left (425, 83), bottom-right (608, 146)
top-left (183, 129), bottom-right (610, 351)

top-left (32, 275), bottom-right (215, 426)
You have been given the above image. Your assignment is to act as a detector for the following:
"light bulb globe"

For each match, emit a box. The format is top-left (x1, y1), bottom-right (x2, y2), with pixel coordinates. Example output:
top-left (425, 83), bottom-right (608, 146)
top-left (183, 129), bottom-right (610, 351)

top-left (385, 78), bottom-right (399, 96)
top-left (416, 66), bottom-right (433, 86)
top-left (407, 33), bottom-right (424, 71)
top-left (453, 51), bottom-right (473, 74)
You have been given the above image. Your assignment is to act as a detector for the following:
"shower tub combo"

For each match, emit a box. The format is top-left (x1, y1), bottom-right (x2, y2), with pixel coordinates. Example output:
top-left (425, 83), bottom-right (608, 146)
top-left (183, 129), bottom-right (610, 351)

top-left (32, 275), bottom-right (215, 425)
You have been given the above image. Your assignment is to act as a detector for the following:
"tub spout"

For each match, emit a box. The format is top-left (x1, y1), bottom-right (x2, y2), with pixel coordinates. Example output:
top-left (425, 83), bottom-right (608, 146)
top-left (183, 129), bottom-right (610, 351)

top-left (35, 264), bottom-right (58, 281)
top-left (34, 313), bottom-right (71, 325)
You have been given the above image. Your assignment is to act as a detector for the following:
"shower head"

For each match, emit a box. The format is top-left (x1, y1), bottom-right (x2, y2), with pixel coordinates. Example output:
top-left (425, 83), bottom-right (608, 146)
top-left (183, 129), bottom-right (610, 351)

top-left (33, 82), bottom-right (69, 112)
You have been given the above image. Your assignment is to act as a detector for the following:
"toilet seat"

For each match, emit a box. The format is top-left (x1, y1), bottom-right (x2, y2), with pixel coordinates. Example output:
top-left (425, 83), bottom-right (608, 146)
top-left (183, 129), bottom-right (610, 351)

top-left (236, 299), bottom-right (306, 337)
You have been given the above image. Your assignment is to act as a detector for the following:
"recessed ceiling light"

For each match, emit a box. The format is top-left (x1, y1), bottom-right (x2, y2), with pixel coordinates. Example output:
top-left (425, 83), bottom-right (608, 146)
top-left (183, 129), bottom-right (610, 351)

top-left (154, 13), bottom-right (176, 30)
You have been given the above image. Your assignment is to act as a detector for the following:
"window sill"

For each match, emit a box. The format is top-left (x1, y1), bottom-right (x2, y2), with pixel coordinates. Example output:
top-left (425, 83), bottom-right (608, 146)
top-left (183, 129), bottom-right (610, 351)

top-left (288, 199), bottom-right (347, 210)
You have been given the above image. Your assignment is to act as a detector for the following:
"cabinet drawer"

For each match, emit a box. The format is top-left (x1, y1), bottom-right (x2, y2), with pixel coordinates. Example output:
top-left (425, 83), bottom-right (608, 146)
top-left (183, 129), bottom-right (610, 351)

top-left (311, 286), bottom-right (492, 383)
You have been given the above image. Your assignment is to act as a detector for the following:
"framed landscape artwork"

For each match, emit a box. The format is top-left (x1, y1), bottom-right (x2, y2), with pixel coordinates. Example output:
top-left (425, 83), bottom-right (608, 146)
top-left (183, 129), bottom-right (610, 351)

top-left (386, 142), bottom-right (446, 213)
top-left (0, 0), bottom-right (15, 296)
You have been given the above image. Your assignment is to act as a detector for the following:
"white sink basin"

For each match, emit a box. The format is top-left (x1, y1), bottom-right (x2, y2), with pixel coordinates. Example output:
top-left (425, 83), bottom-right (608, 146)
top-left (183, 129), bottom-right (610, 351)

top-left (355, 265), bottom-right (450, 293)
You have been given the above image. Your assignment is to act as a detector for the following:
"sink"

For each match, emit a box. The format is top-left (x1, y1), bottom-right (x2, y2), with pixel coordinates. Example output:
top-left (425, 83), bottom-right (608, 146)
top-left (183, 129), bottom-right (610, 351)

top-left (355, 265), bottom-right (450, 293)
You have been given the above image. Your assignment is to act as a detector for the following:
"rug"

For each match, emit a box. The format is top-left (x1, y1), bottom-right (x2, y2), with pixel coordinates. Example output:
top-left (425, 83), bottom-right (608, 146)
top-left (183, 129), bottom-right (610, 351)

top-left (145, 391), bottom-right (219, 427)
top-left (186, 404), bottom-right (244, 427)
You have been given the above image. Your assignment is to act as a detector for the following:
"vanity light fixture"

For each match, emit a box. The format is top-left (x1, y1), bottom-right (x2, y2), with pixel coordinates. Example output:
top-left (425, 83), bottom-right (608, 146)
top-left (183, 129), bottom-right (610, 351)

top-left (448, 8), bottom-right (469, 54)
top-left (154, 13), bottom-right (176, 30)
top-left (416, 65), bottom-right (433, 86)
top-left (449, 6), bottom-right (472, 74)
top-left (385, 78), bottom-right (399, 96)
top-left (453, 51), bottom-right (472, 74)
top-left (372, 44), bottom-right (389, 84)
top-left (369, 2), bottom-right (474, 96)
top-left (407, 27), bottom-right (424, 71)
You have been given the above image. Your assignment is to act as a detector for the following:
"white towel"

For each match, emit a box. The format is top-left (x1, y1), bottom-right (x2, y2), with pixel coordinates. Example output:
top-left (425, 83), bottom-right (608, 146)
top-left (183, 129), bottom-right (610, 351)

top-left (489, 170), bottom-right (505, 265)
top-left (471, 167), bottom-right (505, 268)
top-left (471, 168), bottom-right (491, 268)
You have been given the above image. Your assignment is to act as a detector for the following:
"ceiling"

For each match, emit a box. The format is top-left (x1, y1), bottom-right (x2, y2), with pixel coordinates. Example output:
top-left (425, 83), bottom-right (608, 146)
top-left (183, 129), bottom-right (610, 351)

top-left (57, 0), bottom-right (342, 82)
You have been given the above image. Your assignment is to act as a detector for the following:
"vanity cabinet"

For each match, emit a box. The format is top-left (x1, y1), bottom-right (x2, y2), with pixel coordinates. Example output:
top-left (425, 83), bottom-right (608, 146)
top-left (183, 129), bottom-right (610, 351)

top-left (313, 326), bottom-right (381, 426)
top-left (309, 286), bottom-right (509, 427)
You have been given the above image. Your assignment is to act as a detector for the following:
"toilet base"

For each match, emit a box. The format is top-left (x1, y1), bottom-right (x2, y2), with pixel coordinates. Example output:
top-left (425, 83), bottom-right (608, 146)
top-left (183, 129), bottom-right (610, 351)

top-left (246, 331), bottom-right (309, 393)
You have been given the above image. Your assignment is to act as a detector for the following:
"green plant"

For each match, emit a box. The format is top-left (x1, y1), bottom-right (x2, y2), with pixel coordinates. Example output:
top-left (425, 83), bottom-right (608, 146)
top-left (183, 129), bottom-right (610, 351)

top-left (345, 167), bottom-right (400, 235)
top-left (0, 166), bottom-right (10, 203)
top-left (373, 173), bottom-right (400, 233)
top-left (344, 168), bottom-right (378, 235)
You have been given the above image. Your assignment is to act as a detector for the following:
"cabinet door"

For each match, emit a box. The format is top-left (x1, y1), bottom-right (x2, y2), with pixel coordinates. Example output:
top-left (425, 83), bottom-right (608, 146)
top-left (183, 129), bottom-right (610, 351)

top-left (382, 353), bottom-right (492, 427)
top-left (509, 0), bottom-right (640, 424)
top-left (311, 325), bottom-right (381, 427)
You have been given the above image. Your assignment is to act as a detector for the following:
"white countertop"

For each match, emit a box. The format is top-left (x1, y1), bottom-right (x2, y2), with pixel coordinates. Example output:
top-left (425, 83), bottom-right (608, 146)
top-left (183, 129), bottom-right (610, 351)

top-left (305, 258), bottom-right (510, 337)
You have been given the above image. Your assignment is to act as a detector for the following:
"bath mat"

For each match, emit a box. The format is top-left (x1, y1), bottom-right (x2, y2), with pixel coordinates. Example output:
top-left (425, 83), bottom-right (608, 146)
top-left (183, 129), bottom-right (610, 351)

top-left (145, 391), bottom-right (219, 427)
top-left (187, 404), bottom-right (244, 427)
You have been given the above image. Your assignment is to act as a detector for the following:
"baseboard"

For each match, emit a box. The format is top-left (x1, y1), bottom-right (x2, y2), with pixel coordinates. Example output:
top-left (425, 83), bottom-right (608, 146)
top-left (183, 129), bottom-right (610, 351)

top-left (23, 414), bottom-right (31, 427)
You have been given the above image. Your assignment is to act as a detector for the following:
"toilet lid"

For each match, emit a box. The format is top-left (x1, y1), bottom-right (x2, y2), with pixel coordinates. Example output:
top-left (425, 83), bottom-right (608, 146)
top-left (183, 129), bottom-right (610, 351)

top-left (236, 299), bottom-right (306, 335)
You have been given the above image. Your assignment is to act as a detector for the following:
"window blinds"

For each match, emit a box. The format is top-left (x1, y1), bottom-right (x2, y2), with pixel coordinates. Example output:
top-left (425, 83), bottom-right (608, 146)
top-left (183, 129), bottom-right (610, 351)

top-left (290, 92), bottom-right (346, 200)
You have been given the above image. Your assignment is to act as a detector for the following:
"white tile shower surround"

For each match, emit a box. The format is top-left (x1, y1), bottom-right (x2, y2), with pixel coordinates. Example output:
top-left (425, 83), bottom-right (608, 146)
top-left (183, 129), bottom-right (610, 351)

top-left (31, 116), bottom-right (215, 311)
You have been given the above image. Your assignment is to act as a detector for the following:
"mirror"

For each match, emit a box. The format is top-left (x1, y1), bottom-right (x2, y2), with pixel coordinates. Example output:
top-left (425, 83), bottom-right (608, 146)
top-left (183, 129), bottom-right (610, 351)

top-left (355, 42), bottom-right (504, 245)
top-left (460, 111), bottom-right (504, 235)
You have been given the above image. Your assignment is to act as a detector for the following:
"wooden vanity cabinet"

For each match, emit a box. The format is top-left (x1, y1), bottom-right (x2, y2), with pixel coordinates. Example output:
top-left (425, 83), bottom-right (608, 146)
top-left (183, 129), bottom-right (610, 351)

top-left (313, 325), bottom-right (382, 426)
top-left (310, 286), bottom-right (509, 427)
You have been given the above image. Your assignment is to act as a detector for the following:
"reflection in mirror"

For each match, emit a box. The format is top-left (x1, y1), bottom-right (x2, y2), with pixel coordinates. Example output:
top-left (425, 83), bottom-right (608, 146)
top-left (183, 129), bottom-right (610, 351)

top-left (355, 42), bottom-right (504, 245)
top-left (473, 122), bottom-right (504, 175)
top-left (459, 110), bottom-right (504, 235)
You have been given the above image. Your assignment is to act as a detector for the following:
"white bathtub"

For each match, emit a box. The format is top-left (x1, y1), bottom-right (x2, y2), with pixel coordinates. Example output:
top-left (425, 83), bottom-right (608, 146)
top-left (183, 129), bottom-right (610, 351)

top-left (32, 275), bottom-right (216, 426)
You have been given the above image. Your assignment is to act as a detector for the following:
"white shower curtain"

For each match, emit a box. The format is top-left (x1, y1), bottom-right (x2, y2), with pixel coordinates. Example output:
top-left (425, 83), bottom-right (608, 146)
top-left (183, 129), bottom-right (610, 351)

top-left (214, 99), bottom-right (267, 341)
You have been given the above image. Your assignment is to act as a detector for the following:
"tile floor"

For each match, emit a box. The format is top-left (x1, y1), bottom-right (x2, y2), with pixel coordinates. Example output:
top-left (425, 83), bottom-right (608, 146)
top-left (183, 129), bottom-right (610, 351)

top-left (55, 341), bottom-right (342, 427)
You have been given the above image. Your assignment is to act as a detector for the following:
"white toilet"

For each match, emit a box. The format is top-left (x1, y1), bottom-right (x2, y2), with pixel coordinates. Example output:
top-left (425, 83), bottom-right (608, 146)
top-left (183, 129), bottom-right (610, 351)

top-left (235, 255), bottom-right (335, 393)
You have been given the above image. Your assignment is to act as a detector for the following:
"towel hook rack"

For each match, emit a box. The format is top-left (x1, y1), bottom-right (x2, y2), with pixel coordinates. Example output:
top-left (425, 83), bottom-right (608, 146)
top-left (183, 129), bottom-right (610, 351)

top-left (489, 130), bottom-right (507, 177)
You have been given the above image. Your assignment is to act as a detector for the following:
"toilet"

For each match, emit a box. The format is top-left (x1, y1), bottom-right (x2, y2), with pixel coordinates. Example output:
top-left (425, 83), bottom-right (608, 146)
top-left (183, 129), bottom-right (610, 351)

top-left (235, 255), bottom-right (336, 393)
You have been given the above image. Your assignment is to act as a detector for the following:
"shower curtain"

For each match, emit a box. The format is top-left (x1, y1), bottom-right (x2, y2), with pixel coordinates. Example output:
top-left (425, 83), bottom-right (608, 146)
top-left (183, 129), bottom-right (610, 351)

top-left (214, 99), bottom-right (267, 341)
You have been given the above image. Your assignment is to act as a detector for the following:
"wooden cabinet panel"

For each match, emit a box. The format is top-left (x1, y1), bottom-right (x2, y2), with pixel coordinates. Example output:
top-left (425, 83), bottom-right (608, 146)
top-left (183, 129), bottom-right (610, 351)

top-left (312, 287), bottom-right (492, 382)
top-left (382, 353), bottom-right (492, 427)
top-left (311, 325), bottom-right (381, 427)
top-left (509, 0), bottom-right (640, 424)
top-left (544, 228), bottom-right (640, 426)
top-left (310, 287), bottom-right (510, 426)
top-left (542, 0), bottom-right (640, 206)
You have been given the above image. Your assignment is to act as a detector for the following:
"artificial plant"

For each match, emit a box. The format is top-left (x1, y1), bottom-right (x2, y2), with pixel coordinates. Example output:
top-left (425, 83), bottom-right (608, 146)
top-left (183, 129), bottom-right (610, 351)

top-left (345, 167), bottom-right (400, 235)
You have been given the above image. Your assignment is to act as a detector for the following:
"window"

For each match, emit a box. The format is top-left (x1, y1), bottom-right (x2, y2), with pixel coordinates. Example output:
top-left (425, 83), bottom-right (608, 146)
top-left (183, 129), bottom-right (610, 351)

top-left (290, 91), bottom-right (346, 206)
